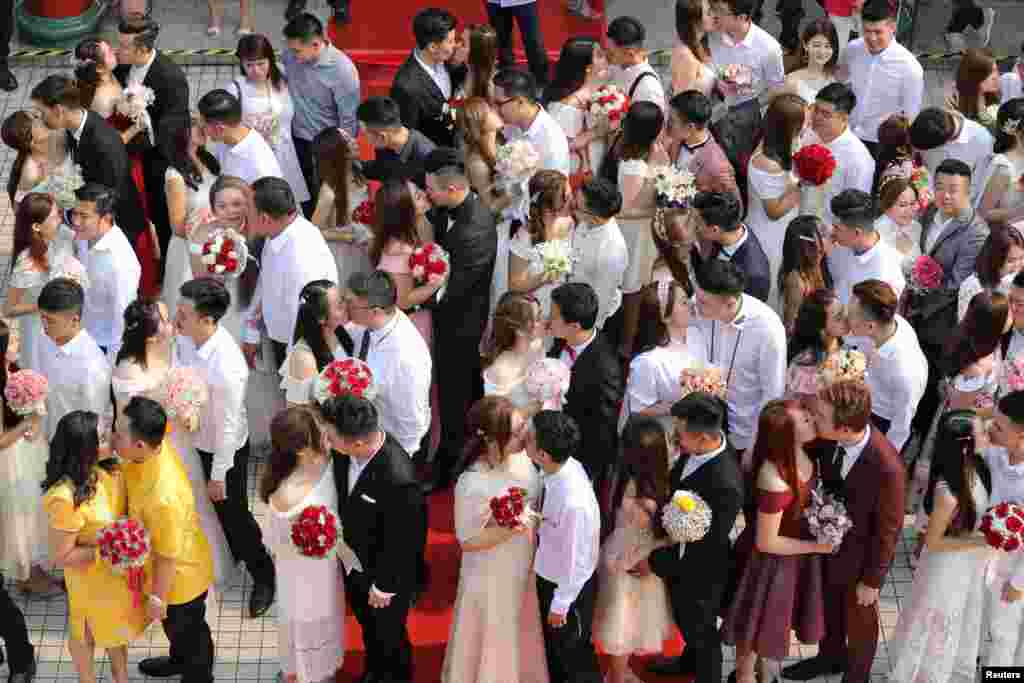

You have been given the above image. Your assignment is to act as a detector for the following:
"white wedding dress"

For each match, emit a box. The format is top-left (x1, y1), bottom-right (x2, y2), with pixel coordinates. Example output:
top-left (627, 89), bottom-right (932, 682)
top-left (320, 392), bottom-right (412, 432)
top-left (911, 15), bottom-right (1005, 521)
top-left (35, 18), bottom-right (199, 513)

top-left (162, 166), bottom-right (216, 315)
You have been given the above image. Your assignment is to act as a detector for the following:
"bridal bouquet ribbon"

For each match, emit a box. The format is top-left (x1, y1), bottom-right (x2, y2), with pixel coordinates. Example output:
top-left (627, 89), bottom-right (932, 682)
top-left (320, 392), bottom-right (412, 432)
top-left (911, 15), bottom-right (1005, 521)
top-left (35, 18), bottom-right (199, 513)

top-left (314, 358), bottom-right (377, 405)
top-left (524, 358), bottom-right (571, 410)
top-left (495, 139), bottom-right (541, 184)
top-left (909, 255), bottom-right (944, 291)
top-left (408, 242), bottom-right (450, 285)
top-left (588, 84), bottom-right (629, 128)
top-left (537, 240), bottom-right (575, 279)
top-left (115, 83), bottom-right (156, 144)
top-left (96, 517), bottom-right (150, 607)
top-left (981, 502), bottom-right (1024, 552)
top-left (679, 365), bottom-right (727, 400)
top-left (39, 163), bottom-right (85, 209)
top-left (291, 505), bottom-right (339, 558)
top-left (819, 349), bottom-right (867, 387)
top-left (662, 490), bottom-right (712, 557)
top-left (164, 367), bottom-right (209, 433)
top-left (489, 486), bottom-right (540, 529)
top-left (190, 227), bottom-right (249, 278)
top-left (716, 64), bottom-right (754, 98)
top-left (4, 370), bottom-right (48, 416)
top-left (803, 483), bottom-right (853, 549)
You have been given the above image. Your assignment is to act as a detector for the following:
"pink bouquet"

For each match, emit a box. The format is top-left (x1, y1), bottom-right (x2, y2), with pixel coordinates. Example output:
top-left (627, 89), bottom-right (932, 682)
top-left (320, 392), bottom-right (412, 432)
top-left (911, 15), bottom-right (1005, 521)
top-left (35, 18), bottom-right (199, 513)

top-left (717, 64), bottom-right (753, 97)
top-left (314, 358), bottom-right (377, 405)
top-left (910, 166), bottom-right (932, 213)
top-left (495, 139), bottom-right (541, 183)
top-left (803, 483), bottom-right (853, 548)
top-left (164, 367), bottom-right (209, 432)
top-left (51, 253), bottom-right (90, 290)
top-left (679, 366), bottom-right (727, 399)
top-left (189, 227), bottom-right (249, 278)
top-left (1005, 356), bottom-right (1024, 393)
top-left (981, 502), bottom-right (1024, 552)
top-left (588, 84), bottom-right (629, 127)
top-left (97, 517), bottom-right (150, 607)
top-left (408, 242), bottom-right (450, 285)
top-left (4, 370), bottom-right (48, 416)
top-left (909, 255), bottom-right (944, 290)
top-left (524, 358), bottom-right (571, 410)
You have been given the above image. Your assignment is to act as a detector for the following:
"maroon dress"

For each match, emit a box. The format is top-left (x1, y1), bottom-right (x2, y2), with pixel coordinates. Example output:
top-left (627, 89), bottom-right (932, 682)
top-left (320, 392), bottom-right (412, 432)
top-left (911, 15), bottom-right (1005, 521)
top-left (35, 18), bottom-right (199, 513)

top-left (720, 472), bottom-right (826, 659)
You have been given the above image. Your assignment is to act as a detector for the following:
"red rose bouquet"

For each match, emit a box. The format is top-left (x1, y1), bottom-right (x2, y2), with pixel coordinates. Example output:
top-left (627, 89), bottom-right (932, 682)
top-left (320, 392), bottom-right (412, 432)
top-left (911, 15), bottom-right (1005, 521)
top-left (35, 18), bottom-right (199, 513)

top-left (313, 358), bottom-right (377, 405)
top-left (291, 505), bottom-right (340, 558)
top-left (793, 144), bottom-right (837, 187)
top-left (96, 517), bottom-right (150, 607)
top-left (189, 227), bottom-right (249, 278)
top-left (981, 502), bottom-right (1024, 552)
top-left (408, 242), bottom-right (450, 286)
top-left (909, 255), bottom-right (944, 291)
top-left (352, 198), bottom-right (374, 226)
top-left (588, 85), bottom-right (629, 128)
top-left (489, 486), bottom-right (540, 528)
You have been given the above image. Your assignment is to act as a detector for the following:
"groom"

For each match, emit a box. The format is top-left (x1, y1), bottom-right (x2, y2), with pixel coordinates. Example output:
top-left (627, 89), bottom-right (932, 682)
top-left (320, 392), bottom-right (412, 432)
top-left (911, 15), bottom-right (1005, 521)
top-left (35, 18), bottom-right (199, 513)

top-left (321, 394), bottom-right (429, 683)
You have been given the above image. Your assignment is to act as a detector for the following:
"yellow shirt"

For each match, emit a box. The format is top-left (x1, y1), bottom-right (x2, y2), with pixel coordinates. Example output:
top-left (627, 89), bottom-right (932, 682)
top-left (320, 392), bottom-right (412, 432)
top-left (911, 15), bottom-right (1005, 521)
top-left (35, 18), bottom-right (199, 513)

top-left (122, 441), bottom-right (214, 605)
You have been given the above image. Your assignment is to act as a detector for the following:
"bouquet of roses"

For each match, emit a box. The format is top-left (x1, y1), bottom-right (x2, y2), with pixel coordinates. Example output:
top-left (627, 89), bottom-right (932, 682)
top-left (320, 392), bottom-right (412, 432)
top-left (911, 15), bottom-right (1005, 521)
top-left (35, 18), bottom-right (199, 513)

top-left (39, 163), bottom-right (85, 209)
top-left (1004, 356), bottom-right (1024, 394)
top-left (588, 84), bottom-right (629, 129)
top-left (525, 358), bottom-right (571, 410)
top-left (334, 198), bottom-right (374, 245)
top-left (910, 166), bottom-right (933, 213)
top-left (803, 483), bottom-right (853, 548)
top-left (819, 349), bottom-right (867, 387)
top-left (980, 502), bottom-right (1024, 552)
top-left (115, 83), bottom-right (155, 121)
top-left (793, 144), bottom-right (837, 187)
top-left (661, 490), bottom-right (712, 557)
top-left (190, 227), bottom-right (249, 278)
top-left (489, 486), bottom-right (540, 528)
top-left (679, 365), bottom-right (727, 400)
top-left (164, 367), bottom-right (209, 432)
top-left (314, 358), bottom-right (377, 405)
top-left (96, 517), bottom-right (150, 607)
top-left (291, 505), bottom-right (340, 558)
top-left (537, 240), bottom-right (574, 279)
top-left (909, 255), bottom-right (944, 291)
top-left (4, 370), bottom-right (48, 416)
top-left (409, 241), bottom-right (450, 286)
top-left (717, 64), bottom-right (753, 98)
top-left (651, 166), bottom-right (698, 210)
top-left (495, 139), bottom-right (541, 184)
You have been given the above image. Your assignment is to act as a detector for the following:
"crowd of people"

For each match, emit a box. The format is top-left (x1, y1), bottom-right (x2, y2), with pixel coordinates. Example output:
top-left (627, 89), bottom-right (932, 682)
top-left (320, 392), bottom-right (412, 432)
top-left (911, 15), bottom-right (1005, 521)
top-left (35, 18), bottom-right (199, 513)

top-left (1, 0), bottom-right (1024, 681)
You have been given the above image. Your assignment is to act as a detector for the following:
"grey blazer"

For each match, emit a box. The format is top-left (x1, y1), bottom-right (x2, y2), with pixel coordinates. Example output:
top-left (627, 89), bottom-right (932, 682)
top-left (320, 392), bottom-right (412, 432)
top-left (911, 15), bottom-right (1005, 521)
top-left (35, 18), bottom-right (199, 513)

top-left (919, 206), bottom-right (988, 290)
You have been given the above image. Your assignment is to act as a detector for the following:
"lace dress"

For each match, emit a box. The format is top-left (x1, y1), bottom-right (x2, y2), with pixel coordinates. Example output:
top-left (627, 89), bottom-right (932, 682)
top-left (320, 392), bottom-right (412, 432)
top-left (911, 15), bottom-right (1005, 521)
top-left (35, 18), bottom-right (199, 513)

top-left (0, 418), bottom-right (49, 581)
top-left (547, 101), bottom-right (607, 190)
top-left (747, 154), bottom-right (798, 311)
top-left (441, 452), bottom-right (549, 683)
top-left (265, 464), bottom-right (345, 683)
top-left (887, 477), bottom-right (991, 683)
top-left (618, 159), bottom-right (658, 295)
top-left (162, 166), bottom-right (215, 315)
top-left (508, 226), bottom-right (576, 319)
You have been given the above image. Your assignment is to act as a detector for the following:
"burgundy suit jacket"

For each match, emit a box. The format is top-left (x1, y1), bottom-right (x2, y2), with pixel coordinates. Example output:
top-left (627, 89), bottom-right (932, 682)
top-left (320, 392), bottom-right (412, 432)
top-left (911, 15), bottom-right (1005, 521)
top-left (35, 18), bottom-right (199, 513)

top-left (817, 428), bottom-right (906, 589)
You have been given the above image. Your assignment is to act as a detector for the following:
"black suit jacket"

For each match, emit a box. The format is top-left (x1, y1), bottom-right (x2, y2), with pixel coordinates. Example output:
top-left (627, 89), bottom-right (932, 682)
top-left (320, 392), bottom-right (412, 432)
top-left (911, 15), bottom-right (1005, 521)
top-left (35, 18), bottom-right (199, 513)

top-left (548, 333), bottom-right (624, 482)
top-left (113, 52), bottom-right (190, 155)
top-left (390, 54), bottom-right (467, 148)
top-left (333, 435), bottom-right (429, 596)
top-left (70, 111), bottom-right (147, 242)
top-left (691, 228), bottom-right (772, 303)
top-left (431, 193), bottom-right (497, 342)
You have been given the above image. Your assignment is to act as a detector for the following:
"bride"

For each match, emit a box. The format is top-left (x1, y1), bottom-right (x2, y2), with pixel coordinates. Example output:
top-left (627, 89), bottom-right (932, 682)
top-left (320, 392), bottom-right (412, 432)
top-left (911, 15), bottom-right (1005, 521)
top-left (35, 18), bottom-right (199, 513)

top-left (482, 292), bottom-right (547, 411)
top-left (2, 110), bottom-right (70, 208)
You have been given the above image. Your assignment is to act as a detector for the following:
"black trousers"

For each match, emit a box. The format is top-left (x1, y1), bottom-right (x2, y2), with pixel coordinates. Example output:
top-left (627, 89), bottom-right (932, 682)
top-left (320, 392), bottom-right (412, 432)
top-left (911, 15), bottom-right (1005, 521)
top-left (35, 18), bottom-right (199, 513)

top-left (434, 332), bottom-right (484, 478)
top-left (270, 339), bottom-right (288, 372)
top-left (163, 591), bottom-right (214, 683)
top-left (667, 581), bottom-right (724, 683)
top-left (142, 150), bottom-right (172, 282)
top-left (536, 574), bottom-right (601, 683)
top-left (0, 581), bottom-right (33, 673)
top-left (344, 571), bottom-right (413, 682)
top-left (291, 133), bottom-right (319, 218)
top-left (485, 1), bottom-right (550, 89)
top-left (197, 443), bottom-right (275, 587)
top-left (0, 0), bottom-right (12, 63)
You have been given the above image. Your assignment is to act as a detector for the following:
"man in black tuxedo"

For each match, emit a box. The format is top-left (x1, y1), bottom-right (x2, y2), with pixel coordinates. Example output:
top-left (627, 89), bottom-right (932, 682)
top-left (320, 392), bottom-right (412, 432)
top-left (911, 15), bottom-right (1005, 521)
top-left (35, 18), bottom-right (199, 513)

top-left (390, 8), bottom-right (467, 149)
top-left (689, 191), bottom-right (771, 303)
top-left (321, 395), bottom-right (428, 683)
top-left (30, 75), bottom-right (147, 245)
top-left (114, 16), bottom-right (190, 279)
top-left (547, 282), bottom-right (624, 493)
top-left (644, 394), bottom-right (744, 682)
top-left (0, 581), bottom-right (35, 683)
top-left (424, 151), bottom-right (497, 493)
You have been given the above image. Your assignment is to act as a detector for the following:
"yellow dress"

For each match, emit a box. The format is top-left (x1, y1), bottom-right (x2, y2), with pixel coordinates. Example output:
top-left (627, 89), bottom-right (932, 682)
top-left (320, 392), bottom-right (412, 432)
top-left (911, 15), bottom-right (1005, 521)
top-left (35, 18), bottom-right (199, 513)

top-left (42, 467), bottom-right (148, 648)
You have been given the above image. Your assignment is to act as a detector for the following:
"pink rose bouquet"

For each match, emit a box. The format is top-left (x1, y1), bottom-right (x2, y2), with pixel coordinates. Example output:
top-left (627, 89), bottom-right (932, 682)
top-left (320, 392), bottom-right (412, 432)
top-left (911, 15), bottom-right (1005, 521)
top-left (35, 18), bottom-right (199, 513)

top-left (1005, 356), bottom-right (1024, 393)
top-left (588, 84), bottom-right (629, 128)
top-left (679, 365), bottom-right (727, 399)
top-left (4, 370), bottom-right (48, 416)
top-left (97, 517), bottom-right (150, 606)
top-left (909, 255), bottom-right (944, 290)
top-left (408, 242), bottom-right (450, 285)
top-left (495, 139), bottom-right (541, 183)
top-left (164, 367), bottom-right (209, 432)
top-left (717, 64), bottom-right (753, 97)
top-left (524, 358), bottom-right (571, 410)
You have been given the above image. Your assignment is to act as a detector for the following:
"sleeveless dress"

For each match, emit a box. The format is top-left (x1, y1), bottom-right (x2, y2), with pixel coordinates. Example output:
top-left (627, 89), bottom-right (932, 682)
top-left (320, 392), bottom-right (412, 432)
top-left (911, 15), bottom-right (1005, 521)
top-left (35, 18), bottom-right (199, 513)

top-left (887, 477), bottom-right (991, 683)
top-left (618, 158), bottom-right (658, 295)
top-left (721, 469), bottom-right (826, 660)
top-left (508, 226), bottom-right (577, 320)
top-left (0, 417), bottom-right (49, 581)
top-left (483, 365), bottom-right (533, 409)
top-left (621, 339), bottom-right (706, 433)
top-left (593, 480), bottom-right (675, 656)
top-left (278, 339), bottom-right (350, 405)
top-left (162, 166), bottom-right (216, 315)
top-left (793, 75), bottom-right (837, 104)
top-left (42, 467), bottom-right (148, 647)
top-left (547, 100), bottom-right (607, 191)
top-left (441, 452), bottom-right (549, 683)
top-left (747, 153), bottom-right (798, 312)
top-left (265, 464), bottom-right (345, 683)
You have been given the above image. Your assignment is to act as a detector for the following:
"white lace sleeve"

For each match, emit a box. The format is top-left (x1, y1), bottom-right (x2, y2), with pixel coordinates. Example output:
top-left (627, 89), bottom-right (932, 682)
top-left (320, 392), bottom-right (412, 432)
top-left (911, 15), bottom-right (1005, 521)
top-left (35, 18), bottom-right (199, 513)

top-left (453, 471), bottom-right (494, 544)
top-left (749, 166), bottom-right (789, 201)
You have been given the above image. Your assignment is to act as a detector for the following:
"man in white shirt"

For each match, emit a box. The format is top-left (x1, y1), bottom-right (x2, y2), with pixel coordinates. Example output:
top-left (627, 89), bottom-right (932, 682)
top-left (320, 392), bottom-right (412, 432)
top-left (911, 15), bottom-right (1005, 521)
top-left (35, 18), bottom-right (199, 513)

top-left (1001, 52), bottom-right (1023, 104)
top-left (828, 189), bottom-right (906, 304)
top-left (844, 279), bottom-right (928, 452)
top-left (606, 17), bottom-right (665, 113)
top-left (36, 278), bottom-right (111, 441)
top-left (242, 177), bottom-right (338, 369)
top-left (69, 183), bottom-right (140, 358)
top-left (198, 89), bottom-right (285, 184)
top-left (807, 84), bottom-right (875, 227)
top-left (175, 277), bottom-right (276, 621)
top-left (839, 0), bottom-right (924, 156)
top-left (492, 69), bottom-right (571, 175)
top-left (525, 410), bottom-right (602, 683)
top-left (911, 107), bottom-right (994, 206)
top-left (570, 179), bottom-right (628, 331)
top-left (344, 271), bottom-right (431, 457)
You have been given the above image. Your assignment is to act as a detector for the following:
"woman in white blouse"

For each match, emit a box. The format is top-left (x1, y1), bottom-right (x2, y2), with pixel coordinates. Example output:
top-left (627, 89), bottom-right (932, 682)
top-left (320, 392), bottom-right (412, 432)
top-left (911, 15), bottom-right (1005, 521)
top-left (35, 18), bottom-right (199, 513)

top-left (279, 279), bottom-right (351, 407)
top-left (957, 224), bottom-right (1024, 321)
top-left (977, 98), bottom-right (1024, 224)
top-left (670, 0), bottom-right (716, 96)
top-left (874, 175), bottom-right (923, 276)
top-left (481, 292), bottom-right (547, 410)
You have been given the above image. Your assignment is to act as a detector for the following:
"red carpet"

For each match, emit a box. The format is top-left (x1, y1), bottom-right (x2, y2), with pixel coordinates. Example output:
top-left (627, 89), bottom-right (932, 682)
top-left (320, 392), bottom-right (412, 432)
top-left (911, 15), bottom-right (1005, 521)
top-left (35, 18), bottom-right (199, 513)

top-left (337, 487), bottom-right (686, 682)
top-left (328, 0), bottom-right (608, 98)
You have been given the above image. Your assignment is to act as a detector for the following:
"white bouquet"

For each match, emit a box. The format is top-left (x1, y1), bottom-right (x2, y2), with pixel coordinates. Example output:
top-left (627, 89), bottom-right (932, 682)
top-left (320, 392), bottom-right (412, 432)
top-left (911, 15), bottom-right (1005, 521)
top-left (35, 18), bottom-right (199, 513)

top-left (495, 139), bottom-right (541, 184)
top-left (115, 83), bottom-right (155, 122)
top-left (537, 239), bottom-right (574, 279)
top-left (651, 165), bottom-right (697, 209)
top-left (661, 490), bottom-right (713, 558)
top-left (39, 164), bottom-right (85, 209)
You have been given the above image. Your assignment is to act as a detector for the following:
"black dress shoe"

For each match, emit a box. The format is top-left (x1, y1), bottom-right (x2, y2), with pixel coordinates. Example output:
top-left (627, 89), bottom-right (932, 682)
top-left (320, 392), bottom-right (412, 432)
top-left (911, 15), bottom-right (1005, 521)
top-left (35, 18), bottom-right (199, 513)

top-left (9, 656), bottom-right (35, 683)
top-left (249, 581), bottom-right (275, 618)
top-left (138, 656), bottom-right (184, 678)
top-left (332, 0), bottom-right (351, 24)
top-left (284, 0), bottom-right (306, 20)
top-left (0, 67), bottom-right (17, 93)
top-left (647, 655), bottom-right (696, 676)
top-left (781, 656), bottom-right (845, 681)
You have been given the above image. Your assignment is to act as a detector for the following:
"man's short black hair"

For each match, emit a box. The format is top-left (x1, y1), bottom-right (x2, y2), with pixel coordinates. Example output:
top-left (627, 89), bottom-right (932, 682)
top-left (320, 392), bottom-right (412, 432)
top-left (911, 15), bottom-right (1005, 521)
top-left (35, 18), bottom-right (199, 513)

top-left (347, 271), bottom-right (399, 310)
top-left (118, 15), bottom-right (160, 50)
top-left (831, 189), bottom-right (876, 230)
top-left (74, 182), bottom-right (117, 218)
top-left (123, 396), bottom-right (167, 449)
top-left (180, 277), bottom-right (231, 323)
top-left (493, 69), bottom-right (538, 103)
top-left (252, 176), bottom-right (297, 218)
top-left (936, 158), bottom-right (973, 181)
top-left (720, 0), bottom-right (759, 19)
top-left (670, 90), bottom-right (712, 128)
top-left (357, 97), bottom-right (403, 129)
top-left (412, 8), bottom-right (456, 50)
top-left (607, 16), bottom-right (645, 48)
top-left (816, 82), bottom-right (857, 116)
top-left (283, 12), bottom-right (324, 42)
top-left (909, 108), bottom-right (956, 151)
top-left (321, 394), bottom-right (381, 438)
top-left (38, 278), bottom-right (84, 315)
top-left (999, 391), bottom-right (1024, 427)
top-left (693, 191), bottom-right (741, 232)
top-left (696, 259), bottom-right (746, 297)
top-left (580, 178), bottom-right (622, 218)
top-left (532, 410), bottom-right (581, 464)
top-left (198, 89), bottom-right (242, 126)
top-left (671, 392), bottom-right (726, 433)
top-left (861, 0), bottom-right (894, 23)
top-left (551, 282), bottom-right (599, 331)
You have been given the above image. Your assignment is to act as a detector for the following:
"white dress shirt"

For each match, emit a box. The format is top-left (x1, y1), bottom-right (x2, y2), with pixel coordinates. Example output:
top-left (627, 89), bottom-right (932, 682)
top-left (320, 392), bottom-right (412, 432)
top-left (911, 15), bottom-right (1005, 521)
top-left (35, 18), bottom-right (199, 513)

top-left (845, 315), bottom-right (928, 451)
top-left (570, 218), bottom-right (629, 329)
top-left (128, 50), bottom-right (157, 85)
top-left (413, 50), bottom-right (452, 100)
top-left (919, 115), bottom-right (994, 204)
top-left (693, 294), bottom-right (786, 451)
top-left (505, 108), bottom-right (571, 176)
top-left (559, 329), bottom-right (597, 369)
top-left (680, 434), bottom-right (728, 481)
top-left (804, 127), bottom-right (876, 226)
top-left (841, 38), bottom-right (924, 143)
top-left (828, 236), bottom-right (907, 305)
top-left (345, 311), bottom-right (431, 455)
top-left (39, 329), bottom-right (111, 441)
top-left (534, 457), bottom-right (600, 615)
top-left (246, 215), bottom-right (338, 345)
top-left (609, 61), bottom-right (666, 112)
top-left (76, 225), bottom-right (140, 357)
top-left (708, 24), bottom-right (785, 107)
top-left (211, 129), bottom-right (285, 185)
top-left (836, 427), bottom-right (871, 479)
top-left (176, 327), bottom-right (249, 482)
top-left (1001, 69), bottom-right (1023, 105)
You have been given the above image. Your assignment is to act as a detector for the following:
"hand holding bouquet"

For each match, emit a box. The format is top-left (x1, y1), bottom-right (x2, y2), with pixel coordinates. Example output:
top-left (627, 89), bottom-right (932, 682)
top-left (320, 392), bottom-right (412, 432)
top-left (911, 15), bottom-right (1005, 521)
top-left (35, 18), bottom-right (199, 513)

top-left (793, 144), bottom-right (837, 187)
top-left (314, 358), bottom-right (377, 405)
top-left (39, 163), bottom-right (85, 209)
top-left (525, 358), bottom-right (571, 410)
top-left (164, 367), bottom-right (209, 432)
top-left (291, 505), bottom-right (340, 558)
top-left (97, 517), bottom-right (150, 606)
top-left (588, 84), bottom-right (629, 130)
top-left (679, 365), bottom-right (727, 399)
top-left (408, 242), bottom-right (450, 286)
top-left (981, 502), bottom-right (1024, 552)
top-left (189, 227), bottom-right (249, 278)
top-left (116, 83), bottom-right (155, 122)
top-left (490, 486), bottom-right (540, 529)
top-left (4, 370), bottom-right (48, 416)
top-left (651, 166), bottom-right (698, 210)
top-left (909, 255), bottom-right (944, 290)
top-left (661, 490), bottom-right (712, 557)
top-left (804, 484), bottom-right (853, 550)
top-left (910, 166), bottom-right (932, 213)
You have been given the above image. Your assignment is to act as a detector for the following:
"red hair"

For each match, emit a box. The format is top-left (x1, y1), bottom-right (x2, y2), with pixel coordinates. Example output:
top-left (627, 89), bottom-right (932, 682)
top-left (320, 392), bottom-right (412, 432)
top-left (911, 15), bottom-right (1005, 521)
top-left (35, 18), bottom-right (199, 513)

top-left (747, 399), bottom-right (803, 520)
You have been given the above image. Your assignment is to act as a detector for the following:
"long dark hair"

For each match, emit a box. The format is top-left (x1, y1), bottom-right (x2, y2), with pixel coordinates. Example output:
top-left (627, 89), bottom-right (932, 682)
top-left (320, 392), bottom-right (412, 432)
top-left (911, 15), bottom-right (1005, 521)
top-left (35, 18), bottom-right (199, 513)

top-left (543, 37), bottom-right (601, 105)
top-left (260, 407), bottom-right (323, 503)
top-left (455, 396), bottom-right (518, 480)
top-left (778, 215), bottom-right (831, 299)
top-left (41, 411), bottom-right (116, 507)
top-left (924, 410), bottom-right (991, 536)
top-left (293, 279), bottom-right (338, 371)
top-left (613, 416), bottom-right (671, 538)
top-left (0, 321), bottom-right (22, 429)
top-left (2, 111), bottom-right (34, 209)
top-left (675, 0), bottom-right (709, 63)
top-left (159, 113), bottom-right (220, 192)
top-left (11, 192), bottom-right (54, 272)
top-left (748, 400), bottom-right (805, 521)
top-left (236, 33), bottom-right (286, 90)
top-left (73, 38), bottom-right (106, 111)
top-left (758, 93), bottom-right (806, 172)
top-left (115, 299), bottom-right (163, 369)
top-left (634, 280), bottom-right (687, 355)
top-left (943, 291), bottom-right (1009, 377)
top-left (466, 24), bottom-right (498, 101)
top-left (370, 179), bottom-right (420, 266)
top-left (995, 98), bottom-right (1024, 154)
top-left (315, 127), bottom-right (357, 232)
top-left (600, 101), bottom-right (664, 182)
top-left (788, 289), bottom-right (841, 364)
top-left (976, 223), bottom-right (1024, 288)
top-left (955, 48), bottom-right (999, 120)
top-left (798, 18), bottom-right (839, 74)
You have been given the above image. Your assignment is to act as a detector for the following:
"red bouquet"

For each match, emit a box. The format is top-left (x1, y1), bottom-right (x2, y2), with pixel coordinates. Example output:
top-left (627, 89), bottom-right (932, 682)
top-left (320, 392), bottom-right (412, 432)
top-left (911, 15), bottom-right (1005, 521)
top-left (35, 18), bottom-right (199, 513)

top-left (352, 199), bottom-right (375, 226)
top-left (190, 227), bottom-right (249, 279)
top-left (96, 517), bottom-right (150, 607)
top-left (291, 505), bottom-right (340, 558)
top-left (909, 255), bottom-right (944, 290)
top-left (490, 487), bottom-right (529, 528)
top-left (980, 502), bottom-right (1024, 552)
top-left (314, 358), bottom-right (377, 404)
top-left (793, 144), bottom-right (837, 187)
top-left (408, 242), bottom-right (450, 286)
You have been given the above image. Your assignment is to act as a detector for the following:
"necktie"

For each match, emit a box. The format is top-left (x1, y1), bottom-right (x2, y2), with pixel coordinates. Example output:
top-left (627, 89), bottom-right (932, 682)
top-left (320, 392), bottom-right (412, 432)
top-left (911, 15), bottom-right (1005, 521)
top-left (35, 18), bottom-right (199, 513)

top-left (358, 330), bottom-right (371, 362)
top-left (566, 346), bottom-right (577, 363)
top-left (65, 131), bottom-right (78, 161)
